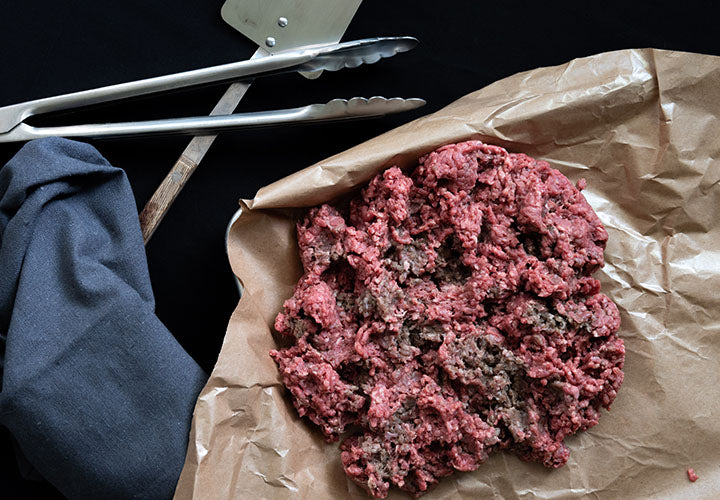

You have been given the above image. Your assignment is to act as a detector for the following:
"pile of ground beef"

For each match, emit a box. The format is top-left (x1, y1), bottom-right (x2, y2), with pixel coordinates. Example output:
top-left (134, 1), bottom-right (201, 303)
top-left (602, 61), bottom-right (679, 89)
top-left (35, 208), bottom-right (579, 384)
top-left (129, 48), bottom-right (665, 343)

top-left (271, 140), bottom-right (624, 498)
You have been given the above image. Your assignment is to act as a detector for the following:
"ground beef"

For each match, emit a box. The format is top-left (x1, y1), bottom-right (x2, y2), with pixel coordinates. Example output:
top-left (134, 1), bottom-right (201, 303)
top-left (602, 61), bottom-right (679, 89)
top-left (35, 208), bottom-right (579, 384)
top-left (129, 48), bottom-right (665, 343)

top-left (270, 140), bottom-right (624, 498)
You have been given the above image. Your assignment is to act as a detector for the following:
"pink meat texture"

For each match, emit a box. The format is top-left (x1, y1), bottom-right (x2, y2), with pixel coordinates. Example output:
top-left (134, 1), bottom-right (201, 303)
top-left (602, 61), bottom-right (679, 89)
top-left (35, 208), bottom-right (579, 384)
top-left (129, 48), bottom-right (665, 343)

top-left (271, 140), bottom-right (625, 498)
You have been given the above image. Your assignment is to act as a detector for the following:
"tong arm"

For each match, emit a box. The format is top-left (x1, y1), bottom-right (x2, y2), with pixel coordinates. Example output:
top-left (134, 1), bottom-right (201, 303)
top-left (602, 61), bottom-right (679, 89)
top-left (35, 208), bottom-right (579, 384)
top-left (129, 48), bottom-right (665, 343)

top-left (0, 97), bottom-right (426, 143)
top-left (0, 51), bottom-right (315, 135)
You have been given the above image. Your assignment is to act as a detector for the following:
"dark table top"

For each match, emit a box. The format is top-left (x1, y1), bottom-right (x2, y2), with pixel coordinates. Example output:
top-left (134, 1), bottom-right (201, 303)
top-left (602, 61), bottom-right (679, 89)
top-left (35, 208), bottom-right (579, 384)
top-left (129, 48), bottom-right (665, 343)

top-left (0, 1), bottom-right (716, 497)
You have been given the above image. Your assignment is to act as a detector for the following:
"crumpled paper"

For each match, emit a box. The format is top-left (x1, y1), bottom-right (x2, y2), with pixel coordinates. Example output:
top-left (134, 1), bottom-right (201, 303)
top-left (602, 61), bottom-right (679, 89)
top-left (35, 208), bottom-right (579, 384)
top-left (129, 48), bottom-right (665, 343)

top-left (174, 49), bottom-right (720, 499)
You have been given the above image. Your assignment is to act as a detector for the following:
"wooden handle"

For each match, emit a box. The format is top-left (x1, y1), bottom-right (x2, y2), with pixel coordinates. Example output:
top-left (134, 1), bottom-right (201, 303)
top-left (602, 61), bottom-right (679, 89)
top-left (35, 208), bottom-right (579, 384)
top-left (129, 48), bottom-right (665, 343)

top-left (139, 154), bottom-right (198, 244)
top-left (138, 81), bottom-right (253, 244)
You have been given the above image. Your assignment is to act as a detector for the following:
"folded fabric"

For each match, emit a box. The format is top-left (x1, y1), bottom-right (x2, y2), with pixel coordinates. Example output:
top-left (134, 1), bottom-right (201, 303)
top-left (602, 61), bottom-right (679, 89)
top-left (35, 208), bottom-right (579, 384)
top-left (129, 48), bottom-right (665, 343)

top-left (0, 138), bottom-right (207, 499)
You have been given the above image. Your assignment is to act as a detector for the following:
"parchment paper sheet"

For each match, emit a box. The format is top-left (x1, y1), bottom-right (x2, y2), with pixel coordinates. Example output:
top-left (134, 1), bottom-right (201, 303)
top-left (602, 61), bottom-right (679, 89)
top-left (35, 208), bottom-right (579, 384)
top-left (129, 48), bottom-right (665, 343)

top-left (175, 49), bottom-right (720, 499)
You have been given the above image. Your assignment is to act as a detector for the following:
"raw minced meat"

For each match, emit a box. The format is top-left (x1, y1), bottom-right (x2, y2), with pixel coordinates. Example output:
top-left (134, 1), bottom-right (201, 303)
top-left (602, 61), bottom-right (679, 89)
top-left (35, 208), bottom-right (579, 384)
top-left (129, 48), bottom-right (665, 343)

top-left (270, 140), bottom-right (624, 498)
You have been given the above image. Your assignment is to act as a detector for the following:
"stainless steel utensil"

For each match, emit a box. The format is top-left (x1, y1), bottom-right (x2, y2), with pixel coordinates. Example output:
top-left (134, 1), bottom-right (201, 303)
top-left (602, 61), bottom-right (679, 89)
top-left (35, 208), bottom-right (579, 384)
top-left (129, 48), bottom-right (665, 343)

top-left (1, 97), bottom-right (425, 142)
top-left (0, 37), bottom-right (418, 142)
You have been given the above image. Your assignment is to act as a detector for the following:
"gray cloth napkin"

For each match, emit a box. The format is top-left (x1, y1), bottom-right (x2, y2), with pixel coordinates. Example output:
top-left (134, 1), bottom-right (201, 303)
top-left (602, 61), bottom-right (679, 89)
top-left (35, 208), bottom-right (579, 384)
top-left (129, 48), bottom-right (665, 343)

top-left (0, 138), bottom-right (206, 499)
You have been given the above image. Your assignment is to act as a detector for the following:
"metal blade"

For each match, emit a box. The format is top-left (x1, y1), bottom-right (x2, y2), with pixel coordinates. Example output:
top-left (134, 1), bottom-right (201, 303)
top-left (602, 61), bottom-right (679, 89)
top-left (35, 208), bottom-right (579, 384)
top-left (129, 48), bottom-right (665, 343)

top-left (221, 0), bottom-right (362, 54)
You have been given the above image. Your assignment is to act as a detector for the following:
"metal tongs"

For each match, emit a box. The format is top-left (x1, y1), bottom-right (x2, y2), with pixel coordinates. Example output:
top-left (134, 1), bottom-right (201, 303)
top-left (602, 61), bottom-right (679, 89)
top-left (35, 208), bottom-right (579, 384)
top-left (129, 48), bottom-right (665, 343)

top-left (0, 37), bottom-right (424, 143)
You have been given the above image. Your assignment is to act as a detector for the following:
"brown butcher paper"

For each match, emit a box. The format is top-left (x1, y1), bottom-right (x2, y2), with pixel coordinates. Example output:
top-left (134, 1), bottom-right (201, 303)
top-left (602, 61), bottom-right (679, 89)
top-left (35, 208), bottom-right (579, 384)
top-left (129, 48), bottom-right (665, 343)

top-left (174, 49), bottom-right (720, 499)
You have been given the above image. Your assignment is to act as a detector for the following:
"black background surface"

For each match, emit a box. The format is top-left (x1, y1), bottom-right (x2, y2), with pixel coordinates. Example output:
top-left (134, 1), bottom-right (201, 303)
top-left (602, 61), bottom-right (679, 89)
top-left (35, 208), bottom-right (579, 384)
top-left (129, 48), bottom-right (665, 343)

top-left (0, 1), bottom-right (717, 498)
